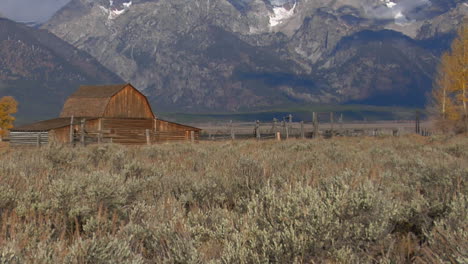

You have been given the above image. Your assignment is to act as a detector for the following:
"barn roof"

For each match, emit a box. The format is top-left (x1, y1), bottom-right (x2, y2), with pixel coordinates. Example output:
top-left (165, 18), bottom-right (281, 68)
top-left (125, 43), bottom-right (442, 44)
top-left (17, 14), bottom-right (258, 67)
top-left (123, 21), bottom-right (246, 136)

top-left (11, 117), bottom-right (97, 132)
top-left (60, 97), bottom-right (112, 118)
top-left (158, 118), bottom-right (203, 131)
top-left (60, 84), bottom-right (128, 117)
top-left (60, 83), bottom-right (155, 118)
top-left (69, 84), bottom-right (127, 98)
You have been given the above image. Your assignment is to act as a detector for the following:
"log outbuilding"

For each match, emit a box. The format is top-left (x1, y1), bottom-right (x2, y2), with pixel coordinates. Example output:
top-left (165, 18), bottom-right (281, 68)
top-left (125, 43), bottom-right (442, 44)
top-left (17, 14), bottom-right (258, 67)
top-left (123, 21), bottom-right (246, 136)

top-left (11, 84), bottom-right (201, 145)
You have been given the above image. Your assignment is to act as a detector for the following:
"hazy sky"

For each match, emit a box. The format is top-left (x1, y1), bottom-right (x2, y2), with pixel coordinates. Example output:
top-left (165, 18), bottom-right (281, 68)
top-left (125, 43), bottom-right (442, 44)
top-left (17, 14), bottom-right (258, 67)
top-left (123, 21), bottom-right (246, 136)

top-left (0, 0), bottom-right (71, 23)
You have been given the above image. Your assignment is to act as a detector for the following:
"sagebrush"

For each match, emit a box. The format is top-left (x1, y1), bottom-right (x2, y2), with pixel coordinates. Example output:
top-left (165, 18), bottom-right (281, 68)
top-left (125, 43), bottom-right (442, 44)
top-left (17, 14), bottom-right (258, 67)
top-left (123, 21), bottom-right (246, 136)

top-left (0, 136), bottom-right (467, 263)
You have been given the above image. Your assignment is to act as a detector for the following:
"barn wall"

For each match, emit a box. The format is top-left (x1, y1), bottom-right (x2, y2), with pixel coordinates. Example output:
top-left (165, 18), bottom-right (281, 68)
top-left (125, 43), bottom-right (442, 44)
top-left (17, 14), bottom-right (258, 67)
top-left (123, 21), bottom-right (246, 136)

top-left (99, 118), bottom-right (154, 144)
top-left (51, 127), bottom-right (70, 143)
top-left (156, 120), bottom-right (200, 141)
top-left (102, 118), bottom-right (154, 130)
top-left (157, 120), bottom-right (197, 132)
top-left (50, 119), bottom-right (100, 143)
top-left (104, 86), bottom-right (154, 119)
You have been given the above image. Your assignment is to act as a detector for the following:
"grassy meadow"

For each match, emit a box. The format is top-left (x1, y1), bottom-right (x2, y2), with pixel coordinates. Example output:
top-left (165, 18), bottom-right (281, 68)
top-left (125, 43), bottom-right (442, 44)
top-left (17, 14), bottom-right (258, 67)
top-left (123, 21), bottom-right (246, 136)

top-left (0, 136), bottom-right (467, 263)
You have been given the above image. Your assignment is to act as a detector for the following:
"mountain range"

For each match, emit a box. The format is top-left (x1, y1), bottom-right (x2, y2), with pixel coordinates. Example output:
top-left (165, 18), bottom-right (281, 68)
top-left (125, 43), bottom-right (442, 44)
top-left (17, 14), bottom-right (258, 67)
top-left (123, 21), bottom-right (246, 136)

top-left (1, 0), bottom-right (467, 121)
top-left (0, 18), bottom-right (122, 122)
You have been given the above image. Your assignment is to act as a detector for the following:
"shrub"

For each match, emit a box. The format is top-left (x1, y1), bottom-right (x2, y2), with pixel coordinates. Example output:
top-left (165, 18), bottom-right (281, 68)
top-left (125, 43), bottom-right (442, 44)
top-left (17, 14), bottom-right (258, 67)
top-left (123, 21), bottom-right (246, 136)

top-left (0, 136), bottom-right (466, 262)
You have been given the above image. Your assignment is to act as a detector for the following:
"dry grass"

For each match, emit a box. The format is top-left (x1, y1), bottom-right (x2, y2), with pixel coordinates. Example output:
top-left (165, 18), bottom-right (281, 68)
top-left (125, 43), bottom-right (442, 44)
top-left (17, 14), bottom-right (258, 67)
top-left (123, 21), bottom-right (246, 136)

top-left (0, 135), bottom-right (466, 263)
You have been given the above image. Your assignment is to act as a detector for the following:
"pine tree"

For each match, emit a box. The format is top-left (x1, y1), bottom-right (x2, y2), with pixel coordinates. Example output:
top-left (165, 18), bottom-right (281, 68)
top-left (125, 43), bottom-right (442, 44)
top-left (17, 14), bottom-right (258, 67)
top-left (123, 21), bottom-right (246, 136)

top-left (0, 96), bottom-right (18, 139)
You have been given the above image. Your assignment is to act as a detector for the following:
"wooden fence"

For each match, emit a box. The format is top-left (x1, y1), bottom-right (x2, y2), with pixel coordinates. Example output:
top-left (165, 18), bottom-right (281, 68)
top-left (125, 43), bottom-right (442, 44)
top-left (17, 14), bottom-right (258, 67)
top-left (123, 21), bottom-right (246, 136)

top-left (200, 112), bottom-right (435, 141)
top-left (10, 132), bottom-right (49, 146)
top-left (72, 129), bottom-right (197, 146)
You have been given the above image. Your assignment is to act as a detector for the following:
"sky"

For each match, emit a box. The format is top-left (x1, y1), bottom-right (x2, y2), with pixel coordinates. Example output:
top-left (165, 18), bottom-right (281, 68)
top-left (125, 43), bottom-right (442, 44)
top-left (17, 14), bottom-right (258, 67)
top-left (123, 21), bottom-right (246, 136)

top-left (0, 0), bottom-right (71, 23)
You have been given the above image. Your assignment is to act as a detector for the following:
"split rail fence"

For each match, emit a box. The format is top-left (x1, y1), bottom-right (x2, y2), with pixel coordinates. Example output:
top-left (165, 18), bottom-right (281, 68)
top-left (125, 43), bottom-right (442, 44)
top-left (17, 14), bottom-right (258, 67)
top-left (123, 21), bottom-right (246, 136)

top-left (200, 112), bottom-right (434, 141)
top-left (71, 129), bottom-right (197, 146)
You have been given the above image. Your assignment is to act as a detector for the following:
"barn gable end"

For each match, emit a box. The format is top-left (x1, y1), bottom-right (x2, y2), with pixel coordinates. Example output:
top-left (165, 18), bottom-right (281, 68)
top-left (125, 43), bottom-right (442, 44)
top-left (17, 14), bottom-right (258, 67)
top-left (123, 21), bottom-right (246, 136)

top-left (60, 84), bottom-right (155, 119)
top-left (104, 85), bottom-right (154, 119)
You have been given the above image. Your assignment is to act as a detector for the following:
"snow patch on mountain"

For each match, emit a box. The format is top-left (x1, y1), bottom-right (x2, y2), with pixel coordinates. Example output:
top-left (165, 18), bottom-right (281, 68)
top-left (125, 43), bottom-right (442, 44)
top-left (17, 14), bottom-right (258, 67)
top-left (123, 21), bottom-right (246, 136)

top-left (269, 1), bottom-right (297, 27)
top-left (382, 0), bottom-right (397, 8)
top-left (99, 0), bottom-right (132, 20)
top-left (372, 0), bottom-right (431, 25)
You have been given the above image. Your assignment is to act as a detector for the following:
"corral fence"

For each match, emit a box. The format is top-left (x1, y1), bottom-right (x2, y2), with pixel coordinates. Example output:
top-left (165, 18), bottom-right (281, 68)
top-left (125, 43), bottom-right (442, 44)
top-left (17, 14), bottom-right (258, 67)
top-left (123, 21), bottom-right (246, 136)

top-left (200, 112), bottom-right (435, 141)
top-left (9, 132), bottom-right (49, 146)
top-left (9, 129), bottom-right (197, 147)
top-left (71, 129), bottom-right (197, 146)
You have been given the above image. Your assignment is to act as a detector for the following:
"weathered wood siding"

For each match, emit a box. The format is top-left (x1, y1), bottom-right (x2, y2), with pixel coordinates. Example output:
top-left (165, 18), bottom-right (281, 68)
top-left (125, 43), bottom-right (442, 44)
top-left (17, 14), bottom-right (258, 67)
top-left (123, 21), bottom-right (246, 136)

top-left (50, 119), bottom-right (100, 143)
top-left (102, 118), bottom-right (154, 130)
top-left (99, 118), bottom-right (153, 144)
top-left (156, 120), bottom-right (193, 132)
top-left (156, 120), bottom-right (200, 141)
top-left (103, 86), bottom-right (154, 119)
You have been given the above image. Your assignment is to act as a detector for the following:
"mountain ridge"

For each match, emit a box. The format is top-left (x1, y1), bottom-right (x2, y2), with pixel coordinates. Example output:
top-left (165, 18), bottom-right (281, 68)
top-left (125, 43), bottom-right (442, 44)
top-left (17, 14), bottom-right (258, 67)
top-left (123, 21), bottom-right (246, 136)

top-left (36, 0), bottom-right (468, 112)
top-left (0, 18), bottom-right (123, 123)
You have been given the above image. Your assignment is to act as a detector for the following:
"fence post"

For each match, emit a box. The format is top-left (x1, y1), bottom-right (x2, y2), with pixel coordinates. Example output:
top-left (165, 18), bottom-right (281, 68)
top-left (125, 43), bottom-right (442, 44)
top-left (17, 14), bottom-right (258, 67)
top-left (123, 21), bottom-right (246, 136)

top-left (255, 120), bottom-right (261, 140)
top-left (285, 125), bottom-right (289, 140)
top-left (69, 115), bottom-right (74, 146)
top-left (97, 118), bottom-right (102, 144)
top-left (146, 129), bottom-right (151, 145)
top-left (313, 112), bottom-right (319, 139)
top-left (276, 132), bottom-right (281, 141)
top-left (300, 121), bottom-right (305, 139)
top-left (282, 120), bottom-right (286, 136)
top-left (415, 111), bottom-right (421, 134)
top-left (339, 113), bottom-right (343, 131)
top-left (272, 118), bottom-right (277, 133)
top-left (80, 118), bottom-right (86, 147)
top-left (330, 112), bottom-right (334, 138)
top-left (190, 131), bottom-right (195, 142)
top-left (36, 133), bottom-right (41, 147)
top-left (230, 120), bottom-right (235, 140)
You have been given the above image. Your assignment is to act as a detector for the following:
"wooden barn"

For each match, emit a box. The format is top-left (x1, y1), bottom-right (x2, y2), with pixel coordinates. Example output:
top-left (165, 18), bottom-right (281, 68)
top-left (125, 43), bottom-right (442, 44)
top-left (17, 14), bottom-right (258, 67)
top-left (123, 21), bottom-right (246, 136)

top-left (11, 84), bottom-right (201, 146)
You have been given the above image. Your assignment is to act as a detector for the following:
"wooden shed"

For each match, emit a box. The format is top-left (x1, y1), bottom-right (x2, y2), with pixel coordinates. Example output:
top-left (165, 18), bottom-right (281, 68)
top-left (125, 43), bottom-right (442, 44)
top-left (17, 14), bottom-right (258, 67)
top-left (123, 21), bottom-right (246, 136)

top-left (11, 84), bottom-right (201, 145)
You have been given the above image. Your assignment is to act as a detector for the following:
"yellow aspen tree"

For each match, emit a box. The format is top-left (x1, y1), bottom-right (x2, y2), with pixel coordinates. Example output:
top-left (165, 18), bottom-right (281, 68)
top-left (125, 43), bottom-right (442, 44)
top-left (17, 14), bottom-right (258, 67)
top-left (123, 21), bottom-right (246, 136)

top-left (0, 96), bottom-right (18, 139)
top-left (433, 54), bottom-right (459, 120)
top-left (431, 23), bottom-right (467, 132)
top-left (449, 25), bottom-right (468, 117)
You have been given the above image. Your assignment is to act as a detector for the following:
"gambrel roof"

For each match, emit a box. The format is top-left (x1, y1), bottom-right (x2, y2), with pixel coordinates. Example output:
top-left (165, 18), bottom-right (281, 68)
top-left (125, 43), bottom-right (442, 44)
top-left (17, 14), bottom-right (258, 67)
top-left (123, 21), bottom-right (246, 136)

top-left (60, 83), bottom-right (155, 119)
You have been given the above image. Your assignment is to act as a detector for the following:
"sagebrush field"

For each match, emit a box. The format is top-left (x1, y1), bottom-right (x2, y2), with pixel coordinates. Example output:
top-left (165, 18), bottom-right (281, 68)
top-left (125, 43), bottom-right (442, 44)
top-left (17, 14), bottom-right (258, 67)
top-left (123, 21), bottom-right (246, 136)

top-left (0, 136), bottom-right (466, 263)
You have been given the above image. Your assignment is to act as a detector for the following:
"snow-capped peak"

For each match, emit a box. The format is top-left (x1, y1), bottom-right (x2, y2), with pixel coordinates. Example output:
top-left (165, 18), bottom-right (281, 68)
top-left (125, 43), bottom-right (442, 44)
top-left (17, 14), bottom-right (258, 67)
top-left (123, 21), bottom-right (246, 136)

top-left (269, 1), bottom-right (297, 27)
top-left (99, 0), bottom-right (132, 20)
top-left (383, 1), bottom-right (397, 8)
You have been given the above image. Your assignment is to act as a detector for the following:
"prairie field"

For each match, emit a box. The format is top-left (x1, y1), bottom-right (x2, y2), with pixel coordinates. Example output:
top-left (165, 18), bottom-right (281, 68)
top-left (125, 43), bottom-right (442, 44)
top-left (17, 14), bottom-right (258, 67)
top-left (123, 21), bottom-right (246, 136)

top-left (0, 136), bottom-right (467, 263)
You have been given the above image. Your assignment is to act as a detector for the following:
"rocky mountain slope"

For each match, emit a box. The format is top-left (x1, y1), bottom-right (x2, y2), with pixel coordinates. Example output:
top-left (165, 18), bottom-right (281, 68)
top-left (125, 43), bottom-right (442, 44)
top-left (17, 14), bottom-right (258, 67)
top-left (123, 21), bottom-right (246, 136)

top-left (43, 0), bottom-right (467, 112)
top-left (0, 18), bottom-right (123, 122)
